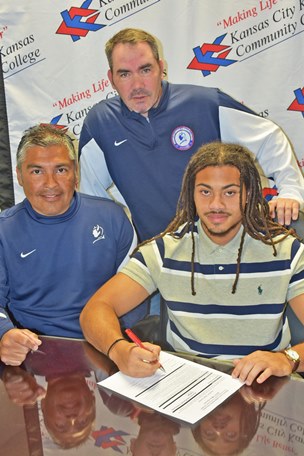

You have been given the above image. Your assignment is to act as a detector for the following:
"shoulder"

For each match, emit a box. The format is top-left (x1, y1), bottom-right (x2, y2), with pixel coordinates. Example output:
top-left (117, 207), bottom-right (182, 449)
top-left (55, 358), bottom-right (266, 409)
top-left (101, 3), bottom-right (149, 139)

top-left (167, 82), bottom-right (243, 113)
top-left (138, 224), bottom-right (191, 257)
top-left (78, 192), bottom-right (124, 211)
top-left (0, 201), bottom-right (26, 222)
top-left (77, 193), bottom-right (130, 222)
top-left (169, 82), bottom-right (219, 100)
top-left (246, 232), bottom-right (303, 259)
top-left (84, 96), bottom-right (121, 123)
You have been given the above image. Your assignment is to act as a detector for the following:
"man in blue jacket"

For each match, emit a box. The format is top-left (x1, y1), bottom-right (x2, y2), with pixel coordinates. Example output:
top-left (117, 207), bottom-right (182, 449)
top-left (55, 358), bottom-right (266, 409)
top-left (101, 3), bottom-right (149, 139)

top-left (0, 124), bottom-right (136, 366)
top-left (79, 28), bottom-right (304, 243)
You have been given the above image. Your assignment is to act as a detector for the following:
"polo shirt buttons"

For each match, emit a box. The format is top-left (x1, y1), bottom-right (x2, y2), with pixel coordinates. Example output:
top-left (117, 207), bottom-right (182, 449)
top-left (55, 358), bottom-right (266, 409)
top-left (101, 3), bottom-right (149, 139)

top-left (219, 266), bottom-right (224, 271)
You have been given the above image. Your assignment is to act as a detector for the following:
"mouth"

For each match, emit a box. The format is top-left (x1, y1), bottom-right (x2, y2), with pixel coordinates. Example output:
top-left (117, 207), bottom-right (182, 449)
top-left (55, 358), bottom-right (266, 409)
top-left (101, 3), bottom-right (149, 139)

top-left (132, 95), bottom-right (148, 103)
top-left (41, 194), bottom-right (60, 200)
top-left (206, 212), bottom-right (229, 224)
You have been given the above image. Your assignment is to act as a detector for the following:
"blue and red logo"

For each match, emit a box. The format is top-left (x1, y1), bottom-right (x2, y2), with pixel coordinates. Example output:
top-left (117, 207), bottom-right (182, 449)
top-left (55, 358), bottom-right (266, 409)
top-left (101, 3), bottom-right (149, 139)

top-left (92, 426), bottom-right (128, 452)
top-left (187, 34), bottom-right (237, 77)
top-left (56, 0), bottom-right (105, 42)
top-left (263, 186), bottom-right (278, 202)
top-left (288, 87), bottom-right (304, 118)
top-left (47, 114), bottom-right (67, 130)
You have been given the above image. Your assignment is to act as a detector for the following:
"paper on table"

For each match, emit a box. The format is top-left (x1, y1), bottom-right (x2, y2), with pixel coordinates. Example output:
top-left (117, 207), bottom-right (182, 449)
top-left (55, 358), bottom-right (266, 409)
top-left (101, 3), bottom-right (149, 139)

top-left (98, 351), bottom-right (243, 424)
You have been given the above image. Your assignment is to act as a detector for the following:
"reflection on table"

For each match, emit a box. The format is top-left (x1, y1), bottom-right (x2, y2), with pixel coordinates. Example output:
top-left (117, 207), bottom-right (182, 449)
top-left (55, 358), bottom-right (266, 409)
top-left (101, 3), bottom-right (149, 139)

top-left (0, 336), bottom-right (303, 455)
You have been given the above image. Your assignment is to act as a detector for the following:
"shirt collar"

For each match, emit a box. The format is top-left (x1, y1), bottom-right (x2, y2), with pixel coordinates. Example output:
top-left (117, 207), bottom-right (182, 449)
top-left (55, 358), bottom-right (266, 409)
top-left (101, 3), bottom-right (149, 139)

top-left (197, 220), bottom-right (246, 255)
top-left (24, 192), bottom-right (79, 224)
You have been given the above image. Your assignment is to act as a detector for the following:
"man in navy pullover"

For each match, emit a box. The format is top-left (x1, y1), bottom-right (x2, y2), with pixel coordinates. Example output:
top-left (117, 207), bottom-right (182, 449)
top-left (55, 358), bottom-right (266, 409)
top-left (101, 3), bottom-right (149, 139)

top-left (0, 124), bottom-right (135, 366)
top-left (79, 28), bottom-right (304, 243)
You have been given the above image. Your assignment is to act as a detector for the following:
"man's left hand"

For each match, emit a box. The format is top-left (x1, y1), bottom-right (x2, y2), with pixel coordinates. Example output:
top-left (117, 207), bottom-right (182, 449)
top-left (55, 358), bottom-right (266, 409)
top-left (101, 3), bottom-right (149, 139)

top-left (268, 198), bottom-right (300, 226)
top-left (231, 350), bottom-right (292, 385)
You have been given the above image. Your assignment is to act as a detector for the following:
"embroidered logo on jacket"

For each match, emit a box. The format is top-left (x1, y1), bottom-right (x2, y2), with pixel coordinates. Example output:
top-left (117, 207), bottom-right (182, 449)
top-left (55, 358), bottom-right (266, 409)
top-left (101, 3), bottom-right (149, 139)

top-left (20, 249), bottom-right (37, 258)
top-left (92, 225), bottom-right (105, 244)
top-left (171, 126), bottom-right (194, 151)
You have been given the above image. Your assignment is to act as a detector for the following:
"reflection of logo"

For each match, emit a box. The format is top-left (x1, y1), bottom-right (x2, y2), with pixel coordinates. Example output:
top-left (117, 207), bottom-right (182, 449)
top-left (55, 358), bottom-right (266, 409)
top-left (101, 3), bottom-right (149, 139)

top-left (288, 87), bottom-right (304, 118)
top-left (92, 225), bottom-right (105, 243)
top-left (92, 425), bottom-right (129, 451)
top-left (56, 0), bottom-right (105, 42)
top-left (171, 126), bottom-right (194, 151)
top-left (187, 34), bottom-right (237, 77)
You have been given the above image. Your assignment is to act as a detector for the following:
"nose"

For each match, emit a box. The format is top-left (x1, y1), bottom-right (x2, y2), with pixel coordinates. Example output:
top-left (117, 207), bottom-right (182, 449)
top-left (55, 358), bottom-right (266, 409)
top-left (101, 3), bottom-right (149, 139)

top-left (132, 72), bottom-right (145, 89)
top-left (44, 172), bottom-right (58, 188)
top-left (209, 192), bottom-right (225, 210)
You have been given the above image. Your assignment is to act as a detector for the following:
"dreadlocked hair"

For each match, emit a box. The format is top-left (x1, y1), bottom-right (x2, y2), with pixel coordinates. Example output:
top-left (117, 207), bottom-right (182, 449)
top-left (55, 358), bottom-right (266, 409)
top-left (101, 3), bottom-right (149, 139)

top-left (135, 142), bottom-right (297, 295)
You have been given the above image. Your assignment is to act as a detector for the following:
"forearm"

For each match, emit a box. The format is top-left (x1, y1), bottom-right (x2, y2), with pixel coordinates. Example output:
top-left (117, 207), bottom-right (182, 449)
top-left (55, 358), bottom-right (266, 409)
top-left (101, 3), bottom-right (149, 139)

top-left (80, 299), bottom-right (126, 356)
top-left (80, 298), bottom-right (161, 377)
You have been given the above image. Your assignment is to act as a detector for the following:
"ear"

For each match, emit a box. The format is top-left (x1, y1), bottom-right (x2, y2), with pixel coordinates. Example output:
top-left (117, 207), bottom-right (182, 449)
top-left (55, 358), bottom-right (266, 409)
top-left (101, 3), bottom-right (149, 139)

top-left (107, 69), bottom-right (115, 89)
top-left (159, 59), bottom-right (165, 79)
top-left (16, 166), bottom-right (23, 187)
top-left (74, 163), bottom-right (79, 190)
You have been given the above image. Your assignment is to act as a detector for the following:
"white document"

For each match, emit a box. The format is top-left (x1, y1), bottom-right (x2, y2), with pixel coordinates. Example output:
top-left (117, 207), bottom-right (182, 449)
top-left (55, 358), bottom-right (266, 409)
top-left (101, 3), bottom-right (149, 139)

top-left (98, 351), bottom-right (243, 424)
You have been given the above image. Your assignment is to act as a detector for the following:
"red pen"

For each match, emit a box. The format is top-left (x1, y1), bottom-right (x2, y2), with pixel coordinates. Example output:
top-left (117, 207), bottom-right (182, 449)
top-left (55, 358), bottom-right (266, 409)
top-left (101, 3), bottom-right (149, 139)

top-left (125, 328), bottom-right (166, 373)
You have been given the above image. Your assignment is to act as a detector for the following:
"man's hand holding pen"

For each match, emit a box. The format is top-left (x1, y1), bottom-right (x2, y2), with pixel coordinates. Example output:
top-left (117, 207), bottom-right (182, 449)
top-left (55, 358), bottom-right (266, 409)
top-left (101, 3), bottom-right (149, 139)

top-left (0, 328), bottom-right (42, 366)
top-left (106, 330), bottom-right (164, 377)
top-left (126, 329), bottom-right (165, 373)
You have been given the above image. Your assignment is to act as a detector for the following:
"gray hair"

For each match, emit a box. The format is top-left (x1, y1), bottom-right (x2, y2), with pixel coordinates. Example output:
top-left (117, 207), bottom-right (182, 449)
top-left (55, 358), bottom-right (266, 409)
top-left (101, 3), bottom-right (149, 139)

top-left (105, 28), bottom-right (160, 71)
top-left (17, 124), bottom-right (77, 170)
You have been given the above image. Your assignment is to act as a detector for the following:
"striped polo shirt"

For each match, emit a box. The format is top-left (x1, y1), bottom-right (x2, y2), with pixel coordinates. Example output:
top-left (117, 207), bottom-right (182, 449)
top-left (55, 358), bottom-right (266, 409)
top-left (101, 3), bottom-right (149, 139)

top-left (122, 221), bottom-right (304, 359)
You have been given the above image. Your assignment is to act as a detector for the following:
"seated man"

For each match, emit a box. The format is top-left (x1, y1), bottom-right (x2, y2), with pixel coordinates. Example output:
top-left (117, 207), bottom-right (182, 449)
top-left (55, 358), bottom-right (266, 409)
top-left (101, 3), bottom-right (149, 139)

top-left (0, 124), bottom-right (136, 366)
top-left (80, 142), bottom-right (304, 386)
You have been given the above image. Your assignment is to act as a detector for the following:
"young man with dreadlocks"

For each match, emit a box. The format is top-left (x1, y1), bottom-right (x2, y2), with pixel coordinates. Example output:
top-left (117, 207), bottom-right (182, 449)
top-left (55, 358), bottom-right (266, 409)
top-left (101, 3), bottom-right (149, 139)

top-left (80, 142), bottom-right (304, 386)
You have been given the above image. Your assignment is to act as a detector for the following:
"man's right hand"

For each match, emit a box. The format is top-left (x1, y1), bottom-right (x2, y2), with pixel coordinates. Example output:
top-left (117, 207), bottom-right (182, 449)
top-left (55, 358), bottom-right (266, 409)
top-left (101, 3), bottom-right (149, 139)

top-left (0, 328), bottom-right (41, 366)
top-left (110, 340), bottom-right (162, 377)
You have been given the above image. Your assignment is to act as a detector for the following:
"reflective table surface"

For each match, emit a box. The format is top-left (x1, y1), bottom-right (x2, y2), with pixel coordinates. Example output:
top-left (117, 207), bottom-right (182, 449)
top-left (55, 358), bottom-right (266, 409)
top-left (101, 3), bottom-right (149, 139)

top-left (0, 336), bottom-right (303, 455)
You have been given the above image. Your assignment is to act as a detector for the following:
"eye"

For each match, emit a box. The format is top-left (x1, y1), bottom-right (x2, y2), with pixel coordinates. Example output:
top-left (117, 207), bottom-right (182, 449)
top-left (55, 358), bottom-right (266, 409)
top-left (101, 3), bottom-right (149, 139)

top-left (57, 167), bottom-right (68, 174)
top-left (225, 431), bottom-right (238, 441)
top-left (141, 67), bottom-right (151, 74)
top-left (31, 169), bottom-right (42, 175)
top-left (225, 189), bottom-right (239, 197)
top-left (119, 72), bottom-right (129, 79)
top-left (201, 189), bottom-right (211, 196)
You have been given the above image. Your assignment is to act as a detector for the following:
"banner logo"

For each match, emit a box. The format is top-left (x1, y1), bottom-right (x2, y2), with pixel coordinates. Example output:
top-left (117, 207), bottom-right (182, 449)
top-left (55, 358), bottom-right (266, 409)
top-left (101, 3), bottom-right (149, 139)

top-left (187, 34), bottom-right (237, 77)
top-left (288, 87), bottom-right (304, 118)
top-left (56, 0), bottom-right (105, 42)
top-left (92, 426), bottom-right (128, 452)
top-left (48, 114), bottom-right (67, 130)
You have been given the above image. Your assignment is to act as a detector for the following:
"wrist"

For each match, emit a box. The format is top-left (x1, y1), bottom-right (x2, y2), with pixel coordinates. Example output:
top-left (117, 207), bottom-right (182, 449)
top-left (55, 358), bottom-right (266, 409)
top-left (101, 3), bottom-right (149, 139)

top-left (281, 348), bottom-right (301, 373)
top-left (106, 338), bottom-right (126, 358)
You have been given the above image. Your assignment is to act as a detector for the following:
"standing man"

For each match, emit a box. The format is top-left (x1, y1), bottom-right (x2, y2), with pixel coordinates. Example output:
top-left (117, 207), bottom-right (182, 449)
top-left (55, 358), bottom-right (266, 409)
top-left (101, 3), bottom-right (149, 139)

top-left (79, 28), bottom-right (304, 243)
top-left (80, 142), bottom-right (304, 386)
top-left (0, 124), bottom-right (135, 366)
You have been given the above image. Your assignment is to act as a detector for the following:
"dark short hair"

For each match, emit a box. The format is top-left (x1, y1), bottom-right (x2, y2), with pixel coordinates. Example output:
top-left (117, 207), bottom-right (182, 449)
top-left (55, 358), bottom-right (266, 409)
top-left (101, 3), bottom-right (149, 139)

top-left (17, 124), bottom-right (77, 169)
top-left (105, 28), bottom-right (160, 71)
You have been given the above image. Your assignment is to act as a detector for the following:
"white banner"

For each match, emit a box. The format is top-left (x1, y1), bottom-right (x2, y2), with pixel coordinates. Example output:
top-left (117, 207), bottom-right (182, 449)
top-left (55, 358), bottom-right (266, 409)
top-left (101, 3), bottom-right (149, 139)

top-left (1, 0), bottom-right (304, 204)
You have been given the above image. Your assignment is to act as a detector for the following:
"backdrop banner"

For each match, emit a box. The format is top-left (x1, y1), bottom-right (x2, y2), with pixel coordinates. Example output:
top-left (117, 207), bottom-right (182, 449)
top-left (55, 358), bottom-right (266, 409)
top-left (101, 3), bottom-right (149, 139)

top-left (1, 0), bottom-right (304, 207)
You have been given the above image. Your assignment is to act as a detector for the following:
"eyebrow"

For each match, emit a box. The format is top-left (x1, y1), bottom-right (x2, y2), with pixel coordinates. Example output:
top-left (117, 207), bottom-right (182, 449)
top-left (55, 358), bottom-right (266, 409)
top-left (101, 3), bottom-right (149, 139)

top-left (196, 183), bottom-right (241, 189)
top-left (116, 63), bottom-right (153, 74)
top-left (25, 162), bottom-right (72, 169)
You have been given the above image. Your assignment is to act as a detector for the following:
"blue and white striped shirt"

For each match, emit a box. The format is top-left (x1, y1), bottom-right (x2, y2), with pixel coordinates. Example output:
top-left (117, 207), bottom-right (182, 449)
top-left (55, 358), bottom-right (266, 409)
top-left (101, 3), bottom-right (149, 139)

top-left (122, 222), bottom-right (304, 358)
